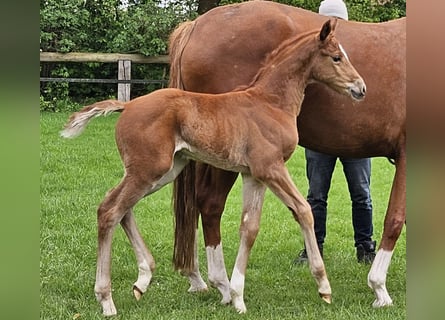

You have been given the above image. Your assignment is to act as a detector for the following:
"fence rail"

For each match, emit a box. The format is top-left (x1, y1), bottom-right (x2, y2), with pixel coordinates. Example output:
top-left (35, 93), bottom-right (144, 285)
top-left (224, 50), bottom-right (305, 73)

top-left (40, 52), bottom-right (170, 101)
top-left (39, 77), bottom-right (168, 84)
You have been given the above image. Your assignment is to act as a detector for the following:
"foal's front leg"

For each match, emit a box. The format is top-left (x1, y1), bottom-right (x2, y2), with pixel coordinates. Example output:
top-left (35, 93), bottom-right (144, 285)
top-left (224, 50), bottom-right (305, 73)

top-left (230, 174), bottom-right (266, 313)
top-left (262, 164), bottom-right (331, 304)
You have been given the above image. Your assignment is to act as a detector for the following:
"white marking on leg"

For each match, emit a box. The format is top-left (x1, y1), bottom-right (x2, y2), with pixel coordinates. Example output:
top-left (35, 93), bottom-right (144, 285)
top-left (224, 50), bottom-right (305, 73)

top-left (303, 227), bottom-right (331, 299)
top-left (95, 223), bottom-right (117, 316)
top-left (206, 243), bottom-right (231, 304)
top-left (368, 248), bottom-right (394, 307)
top-left (133, 259), bottom-right (152, 296)
top-left (228, 174), bottom-right (265, 313)
top-left (98, 295), bottom-right (117, 317)
top-left (230, 266), bottom-right (246, 313)
top-left (296, 200), bottom-right (331, 302)
top-left (94, 272), bottom-right (117, 316)
top-left (187, 273), bottom-right (208, 293)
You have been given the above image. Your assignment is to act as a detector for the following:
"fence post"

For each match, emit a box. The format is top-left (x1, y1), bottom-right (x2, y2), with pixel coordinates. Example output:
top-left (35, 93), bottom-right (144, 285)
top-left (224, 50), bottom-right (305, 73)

top-left (118, 60), bottom-right (131, 101)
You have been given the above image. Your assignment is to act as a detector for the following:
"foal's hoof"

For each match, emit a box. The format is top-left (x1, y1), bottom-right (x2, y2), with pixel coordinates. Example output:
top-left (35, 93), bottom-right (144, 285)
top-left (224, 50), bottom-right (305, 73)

top-left (320, 293), bottom-right (332, 304)
top-left (133, 286), bottom-right (144, 301)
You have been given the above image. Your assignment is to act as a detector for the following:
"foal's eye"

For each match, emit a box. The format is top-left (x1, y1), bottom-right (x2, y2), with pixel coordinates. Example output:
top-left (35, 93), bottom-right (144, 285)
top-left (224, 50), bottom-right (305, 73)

top-left (332, 55), bottom-right (341, 63)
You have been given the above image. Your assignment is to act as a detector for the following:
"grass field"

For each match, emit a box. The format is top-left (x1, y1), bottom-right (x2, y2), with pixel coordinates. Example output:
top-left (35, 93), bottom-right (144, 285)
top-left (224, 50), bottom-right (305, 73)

top-left (40, 112), bottom-right (406, 319)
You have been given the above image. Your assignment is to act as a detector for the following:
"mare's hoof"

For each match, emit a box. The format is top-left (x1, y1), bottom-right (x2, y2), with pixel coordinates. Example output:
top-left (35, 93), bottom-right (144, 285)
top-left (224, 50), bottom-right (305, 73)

top-left (188, 286), bottom-right (208, 293)
top-left (133, 286), bottom-right (143, 301)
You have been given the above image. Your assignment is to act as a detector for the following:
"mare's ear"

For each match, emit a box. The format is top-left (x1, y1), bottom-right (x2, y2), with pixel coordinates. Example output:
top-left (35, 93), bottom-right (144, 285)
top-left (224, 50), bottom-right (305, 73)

top-left (319, 18), bottom-right (337, 42)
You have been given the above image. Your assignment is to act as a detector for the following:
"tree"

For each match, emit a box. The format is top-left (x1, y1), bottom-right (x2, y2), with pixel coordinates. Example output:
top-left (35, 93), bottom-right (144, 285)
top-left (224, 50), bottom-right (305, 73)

top-left (215, 0), bottom-right (405, 22)
top-left (40, 0), bottom-right (195, 109)
top-left (40, 0), bottom-right (405, 110)
top-left (197, 0), bottom-right (220, 14)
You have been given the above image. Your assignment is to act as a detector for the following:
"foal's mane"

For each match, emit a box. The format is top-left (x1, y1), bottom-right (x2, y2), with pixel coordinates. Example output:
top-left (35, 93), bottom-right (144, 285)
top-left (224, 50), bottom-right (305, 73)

top-left (235, 28), bottom-right (322, 91)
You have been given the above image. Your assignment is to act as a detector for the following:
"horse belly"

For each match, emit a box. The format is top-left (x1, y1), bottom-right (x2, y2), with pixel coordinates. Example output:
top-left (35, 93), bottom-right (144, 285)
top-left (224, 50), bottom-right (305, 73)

top-left (179, 145), bottom-right (249, 173)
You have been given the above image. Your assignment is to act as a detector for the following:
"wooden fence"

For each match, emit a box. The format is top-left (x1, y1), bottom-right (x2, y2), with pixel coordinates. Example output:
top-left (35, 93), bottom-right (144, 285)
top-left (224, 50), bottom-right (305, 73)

top-left (40, 52), bottom-right (170, 101)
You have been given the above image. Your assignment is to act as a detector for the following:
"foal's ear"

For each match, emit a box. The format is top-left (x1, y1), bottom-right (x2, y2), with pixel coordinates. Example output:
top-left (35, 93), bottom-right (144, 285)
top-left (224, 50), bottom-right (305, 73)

top-left (319, 18), bottom-right (337, 42)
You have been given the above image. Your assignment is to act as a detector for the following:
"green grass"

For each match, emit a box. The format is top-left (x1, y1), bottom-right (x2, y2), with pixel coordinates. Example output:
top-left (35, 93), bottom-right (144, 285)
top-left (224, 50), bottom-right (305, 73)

top-left (40, 112), bottom-right (406, 319)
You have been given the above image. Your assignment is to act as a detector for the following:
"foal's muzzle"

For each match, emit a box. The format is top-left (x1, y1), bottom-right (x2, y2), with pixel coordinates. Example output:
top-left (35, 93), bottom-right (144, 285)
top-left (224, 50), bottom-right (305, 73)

top-left (350, 79), bottom-right (366, 100)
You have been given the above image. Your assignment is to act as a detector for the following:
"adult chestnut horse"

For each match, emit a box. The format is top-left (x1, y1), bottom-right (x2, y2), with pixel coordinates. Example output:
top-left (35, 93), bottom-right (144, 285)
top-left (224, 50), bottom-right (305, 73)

top-left (62, 19), bottom-right (365, 315)
top-left (169, 1), bottom-right (405, 309)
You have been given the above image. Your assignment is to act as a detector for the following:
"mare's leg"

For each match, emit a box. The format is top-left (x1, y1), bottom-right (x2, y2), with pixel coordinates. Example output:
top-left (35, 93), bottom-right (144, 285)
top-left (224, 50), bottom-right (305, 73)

top-left (196, 164), bottom-right (239, 304)
top-left (368, 153), bottom-right (406, 307)
top-left (258, 163), bottom-right (331, 303)
top-left (94, 175), bottom-right (150, 316)
top-left (229, 174), bottom-right (266, 313)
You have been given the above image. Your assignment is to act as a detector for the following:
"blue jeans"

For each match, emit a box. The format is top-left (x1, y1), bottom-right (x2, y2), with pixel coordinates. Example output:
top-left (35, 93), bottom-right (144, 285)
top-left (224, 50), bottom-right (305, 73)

top-left (305, 149), bottom-right (373, 248)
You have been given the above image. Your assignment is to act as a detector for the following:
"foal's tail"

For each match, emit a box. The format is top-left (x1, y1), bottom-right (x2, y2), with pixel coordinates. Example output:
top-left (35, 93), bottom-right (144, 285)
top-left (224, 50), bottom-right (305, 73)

top-left (169, 19), bottom-right (200, 273)
top-left (60, 100), bottom-right (124, 138)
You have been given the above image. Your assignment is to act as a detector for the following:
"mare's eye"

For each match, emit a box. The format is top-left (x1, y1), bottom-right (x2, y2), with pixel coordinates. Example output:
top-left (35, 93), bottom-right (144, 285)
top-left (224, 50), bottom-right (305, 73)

top-left (332, 55), bottom-right (341, 63)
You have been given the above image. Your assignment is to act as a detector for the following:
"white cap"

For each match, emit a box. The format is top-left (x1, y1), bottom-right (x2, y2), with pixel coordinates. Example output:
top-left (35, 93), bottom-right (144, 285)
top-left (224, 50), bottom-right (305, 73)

top-left (318, 0), bottom-right (349, 21)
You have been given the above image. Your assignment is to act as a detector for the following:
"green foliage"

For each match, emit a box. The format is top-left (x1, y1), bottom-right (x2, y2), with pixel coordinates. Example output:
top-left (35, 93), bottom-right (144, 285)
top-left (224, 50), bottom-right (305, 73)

top-left (347, 0), bottom-right (406, 22)
top-left (39, 92), bottom-right (84, 113)
top-left (275, 0), bottom-right (320, 12)
top-left (39, 0), bottom-right (100, 53)
top-left (221, 0), bottom-right (406, 22)
top-left (40, 0), bottom-right (194, 110)
top-left (110, 1), bottom-right (194, 56)
top-left (40, 0), bottom-right (405, 111)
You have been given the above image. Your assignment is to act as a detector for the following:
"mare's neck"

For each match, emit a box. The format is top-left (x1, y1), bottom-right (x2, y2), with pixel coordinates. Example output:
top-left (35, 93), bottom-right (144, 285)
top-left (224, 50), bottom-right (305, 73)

top-left (248, 34), bottom-right (317, 116)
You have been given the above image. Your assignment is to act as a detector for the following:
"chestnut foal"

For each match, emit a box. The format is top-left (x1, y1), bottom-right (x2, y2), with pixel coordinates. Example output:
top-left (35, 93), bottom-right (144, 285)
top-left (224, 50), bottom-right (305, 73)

top-left (62, 19), bottom-right (365, 316)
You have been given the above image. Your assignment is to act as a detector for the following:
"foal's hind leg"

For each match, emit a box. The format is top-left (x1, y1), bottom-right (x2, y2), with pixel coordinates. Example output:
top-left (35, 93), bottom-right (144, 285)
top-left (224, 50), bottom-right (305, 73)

top-left (121, 153), bottom-right (189, 301)
top-left (120, 211), bottom-right (155, 300)
top-left (94, 176), bottom-right (149, 316)
top-left (259, 164), bottom-right (331, 304)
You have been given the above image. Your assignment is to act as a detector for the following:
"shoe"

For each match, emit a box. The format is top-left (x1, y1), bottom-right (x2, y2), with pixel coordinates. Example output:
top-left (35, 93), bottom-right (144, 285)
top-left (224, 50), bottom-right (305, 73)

top-left (294, 248), bottom-right (308, 264)
top-left (356, 240), bottom-right (376, 264)
top-left (293, 246), bottom-right (323, 264)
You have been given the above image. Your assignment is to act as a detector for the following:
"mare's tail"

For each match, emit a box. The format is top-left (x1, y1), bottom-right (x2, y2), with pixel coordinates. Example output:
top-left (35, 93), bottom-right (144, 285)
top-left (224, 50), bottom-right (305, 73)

top-left (168, 20), bottom-right (195, 89)
top-left (168, 19), bottom-right (200, 273)
top-left (60, 99), bottom-right (125, 138)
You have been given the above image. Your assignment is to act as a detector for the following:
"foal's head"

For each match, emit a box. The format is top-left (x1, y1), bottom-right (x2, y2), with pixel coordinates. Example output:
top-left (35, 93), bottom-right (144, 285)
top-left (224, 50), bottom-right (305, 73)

top-left (311, 19), bottom-right (366, 100)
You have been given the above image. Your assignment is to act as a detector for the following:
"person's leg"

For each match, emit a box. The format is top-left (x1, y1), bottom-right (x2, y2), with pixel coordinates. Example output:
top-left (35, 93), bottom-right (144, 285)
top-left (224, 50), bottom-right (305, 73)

top-left (295, 149), bottom-right (336, 263)
top-left (341, 157), bottom-right (376, 263)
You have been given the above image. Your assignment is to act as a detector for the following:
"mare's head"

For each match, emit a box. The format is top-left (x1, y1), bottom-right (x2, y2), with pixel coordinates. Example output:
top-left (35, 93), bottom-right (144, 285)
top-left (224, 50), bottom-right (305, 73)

top-left (311, 19), bottom-right (366, 101)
